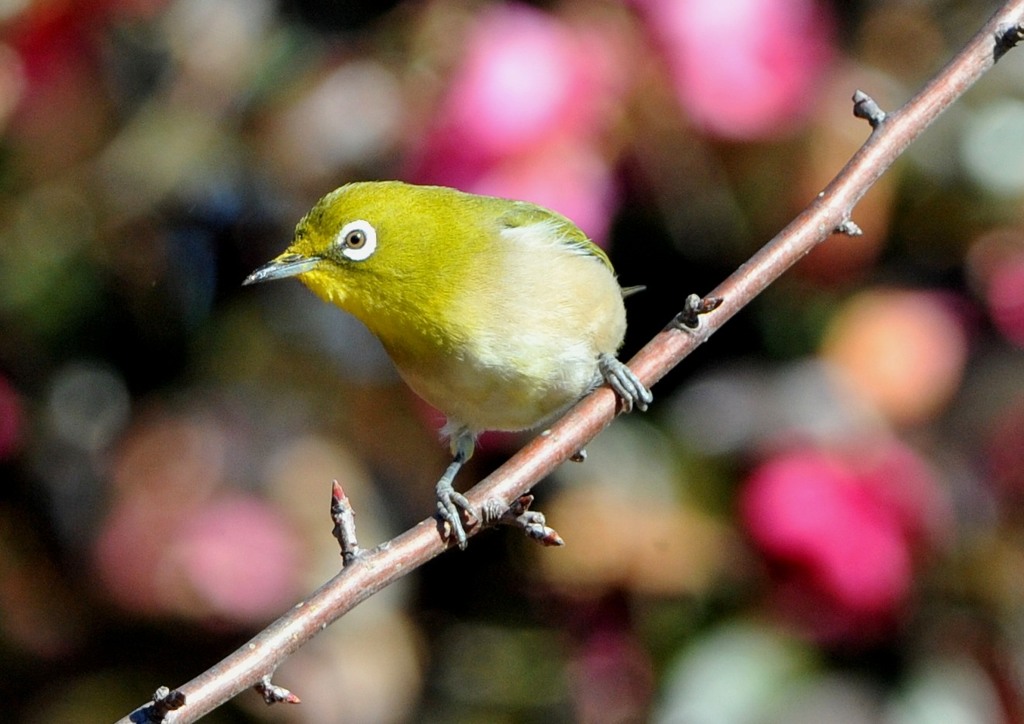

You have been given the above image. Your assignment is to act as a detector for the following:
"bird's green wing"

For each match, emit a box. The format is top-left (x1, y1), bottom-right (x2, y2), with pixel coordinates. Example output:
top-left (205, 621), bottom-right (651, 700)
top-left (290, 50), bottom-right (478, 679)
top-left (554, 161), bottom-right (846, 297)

top-left (497, 200), bottom-right (614, 273)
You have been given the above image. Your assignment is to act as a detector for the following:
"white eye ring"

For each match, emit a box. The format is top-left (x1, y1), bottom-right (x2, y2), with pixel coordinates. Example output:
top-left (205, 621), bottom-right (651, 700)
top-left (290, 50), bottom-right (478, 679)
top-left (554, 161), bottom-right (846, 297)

top-left (335, 219), bottom-right (377, 261)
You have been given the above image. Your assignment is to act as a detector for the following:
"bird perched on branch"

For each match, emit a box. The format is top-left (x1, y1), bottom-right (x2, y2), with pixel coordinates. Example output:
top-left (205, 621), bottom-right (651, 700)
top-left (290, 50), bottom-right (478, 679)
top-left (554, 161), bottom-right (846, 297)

top-left (245, 181), bottom-right (651, 548)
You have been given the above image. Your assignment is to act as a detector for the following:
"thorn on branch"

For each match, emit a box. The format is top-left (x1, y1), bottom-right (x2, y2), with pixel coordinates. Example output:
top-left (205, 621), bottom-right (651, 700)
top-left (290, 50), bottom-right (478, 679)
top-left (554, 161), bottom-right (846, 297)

top-left (672, 293), bottom-right (723, 330)
top-left (330, 480), bottom-right (363, 566)
top-left (995, 22), bottom-right (1024, 61)
top-left (255, 675), bottom-right (301, 705)
top-left (852, 90), bottom-right (886, 128)
top-left (488, 495), bottom-right (565, 546)
top-left (835, 219), bottom-right (863, 236)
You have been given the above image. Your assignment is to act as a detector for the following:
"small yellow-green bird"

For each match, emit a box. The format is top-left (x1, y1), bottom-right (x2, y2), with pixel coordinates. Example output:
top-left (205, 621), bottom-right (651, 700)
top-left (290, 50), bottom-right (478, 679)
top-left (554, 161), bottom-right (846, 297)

top-left (245, 181), bottom-right (652, 548)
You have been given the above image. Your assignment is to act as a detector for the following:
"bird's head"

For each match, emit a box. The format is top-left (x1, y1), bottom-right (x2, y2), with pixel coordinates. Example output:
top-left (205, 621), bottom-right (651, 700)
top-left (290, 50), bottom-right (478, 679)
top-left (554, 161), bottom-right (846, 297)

top-left (242, 181), bottom-right (495, 348)
top-left (245, 181), bottom-right (490, 319)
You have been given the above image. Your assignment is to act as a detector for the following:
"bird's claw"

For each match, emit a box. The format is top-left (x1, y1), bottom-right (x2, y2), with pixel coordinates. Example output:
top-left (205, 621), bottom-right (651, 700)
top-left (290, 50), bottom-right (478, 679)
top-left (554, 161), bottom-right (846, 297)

top-left (599, 353), bottom-right (653, 413)
top-left (436, 481), bottom-right (474, 549)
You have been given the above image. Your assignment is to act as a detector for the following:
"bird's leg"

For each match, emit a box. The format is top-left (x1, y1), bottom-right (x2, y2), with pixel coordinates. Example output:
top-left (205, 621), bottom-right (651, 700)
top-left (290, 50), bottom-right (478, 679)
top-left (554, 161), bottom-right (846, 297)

top-left (435, 429), bottom-right (475, 549)
top-left (599, 353), bottom-right (653, 413)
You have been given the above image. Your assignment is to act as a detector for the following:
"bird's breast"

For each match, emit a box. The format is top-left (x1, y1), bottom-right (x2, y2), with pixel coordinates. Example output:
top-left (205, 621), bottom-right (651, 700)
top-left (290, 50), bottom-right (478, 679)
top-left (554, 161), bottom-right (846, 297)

top-left (380, 237), bottom-right (628, 433)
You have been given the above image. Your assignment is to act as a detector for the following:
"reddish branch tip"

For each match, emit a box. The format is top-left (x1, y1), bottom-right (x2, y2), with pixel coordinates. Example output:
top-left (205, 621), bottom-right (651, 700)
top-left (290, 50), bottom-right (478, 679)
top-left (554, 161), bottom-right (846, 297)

top-left (495, 495), bottom-right (565, 546)
top-left (331, 480), bottom-right (345, 507)
top-left (535, 526), bottom-right (565, 547)
top-left (330, 479), bottom-right (363, 564)
top-left (255, 676), bottom-right (301, 705)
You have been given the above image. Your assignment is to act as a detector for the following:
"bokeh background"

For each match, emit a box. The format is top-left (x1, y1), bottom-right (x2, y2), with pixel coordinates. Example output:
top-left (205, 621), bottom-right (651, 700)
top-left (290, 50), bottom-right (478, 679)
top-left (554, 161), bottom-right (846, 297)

top-left (1, 0), bottom-right (1023, 721)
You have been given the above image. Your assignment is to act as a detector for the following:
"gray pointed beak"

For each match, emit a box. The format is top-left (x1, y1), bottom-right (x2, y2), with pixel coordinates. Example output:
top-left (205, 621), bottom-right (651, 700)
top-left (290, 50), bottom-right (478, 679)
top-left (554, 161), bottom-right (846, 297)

top-left (243, 253), bottom-right (321, 285)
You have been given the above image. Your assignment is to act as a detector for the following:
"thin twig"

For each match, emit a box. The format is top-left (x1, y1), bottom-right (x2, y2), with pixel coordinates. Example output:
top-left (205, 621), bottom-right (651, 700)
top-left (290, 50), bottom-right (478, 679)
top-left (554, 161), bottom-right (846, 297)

top-left (116, 3), bottom-right (1024, 722)
top-left (330, 480), bottom-right (363, 566)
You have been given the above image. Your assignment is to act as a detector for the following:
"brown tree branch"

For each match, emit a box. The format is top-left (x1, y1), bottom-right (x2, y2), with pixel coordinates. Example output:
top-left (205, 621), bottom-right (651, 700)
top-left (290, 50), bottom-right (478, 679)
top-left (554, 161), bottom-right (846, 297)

top-left (118, 3), bottom-right (1024, 722)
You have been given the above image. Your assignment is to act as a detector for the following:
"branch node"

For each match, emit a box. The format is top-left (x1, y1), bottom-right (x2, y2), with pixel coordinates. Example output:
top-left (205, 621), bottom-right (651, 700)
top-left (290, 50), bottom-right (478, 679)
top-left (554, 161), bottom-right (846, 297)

top-left (835, 219), bottom-right (863, 236)
top-left (491, 495), bottom-right (565, 546)
top-left (672, 293), bottom-right (723, 330)
top-left (852, 90), bottom-right (887, 128)
top-left (255, 675), bottom-right (301, 705)
top-left (995, 22), bottom-right (1024, 60)
top-left (330, 480), bottom-right (363, 566)
top-left (133, 686), bottom-right (185, 723)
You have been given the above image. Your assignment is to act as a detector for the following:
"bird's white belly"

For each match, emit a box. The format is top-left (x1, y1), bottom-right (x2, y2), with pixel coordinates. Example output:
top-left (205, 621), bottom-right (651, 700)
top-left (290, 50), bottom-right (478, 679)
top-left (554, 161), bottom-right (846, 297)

top-left (398, 336), bottom-right (603, 433)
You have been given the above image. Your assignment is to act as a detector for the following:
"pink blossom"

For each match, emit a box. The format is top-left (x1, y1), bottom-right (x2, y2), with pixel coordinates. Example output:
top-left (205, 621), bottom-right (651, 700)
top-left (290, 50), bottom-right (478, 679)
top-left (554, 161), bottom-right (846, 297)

top-left (172, 495), bottom-right (301, 622)
top-left (472, 141), bottom-right (618, 243)
top-left (432, 4), bottom-right (623, 158)
top-left (986, 255), bottom-right (1024, 347)
top-left (740, 443), bottom-right (945, 643)
top-left (94, 497), bottom-right (174, 614)
top-left (988, 399), bottom-right (1024, 502)
top-left (407, 4), bottom-right (626, 242)
top-left (640, 0), bottom-right (835, 139)
top-left (10, 0), bottom-right (168, 89)
top-left (0, 374), bottom-right (23, 460)
top-left (94, 493), bottom-right (301, 623)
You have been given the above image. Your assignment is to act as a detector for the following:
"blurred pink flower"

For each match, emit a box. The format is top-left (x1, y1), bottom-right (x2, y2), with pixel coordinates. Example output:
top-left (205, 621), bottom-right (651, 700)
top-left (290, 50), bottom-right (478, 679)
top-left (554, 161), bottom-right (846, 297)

top-left (95, 493), bottom-right (301, 623)
top-left (171, 495), bottom-right (301, 622)
top-left (639, 0), bottom-right (834, 139)
top-left (10, 4), bottom-right (96, 90)
top-left (571, 628), bottom-right (654, 723)
top-left (986, 254), bottom-right (1024, 347)
top-left (408, 4), bottom-right (627, 242)
top-left (988, 398), bottom-right (1024, 502)
top-left (740, 442), bottom-right (946, 643)
top-left (94, 496), bottom-right (178, 615)
top-left (432, 4), bottom-right (624, 159)
top-left (821, 289), bottom-right (970, 425)
top-left (0, 374), bottom-right (23, 460)
top-left (10, 0), bottom-right (168, 89)
top-left (566, 598), bottom-right (654, 723)
top-left (472, 141), bottom-right (619, 243)
top-left (856, 440), bottom-right (951, 548)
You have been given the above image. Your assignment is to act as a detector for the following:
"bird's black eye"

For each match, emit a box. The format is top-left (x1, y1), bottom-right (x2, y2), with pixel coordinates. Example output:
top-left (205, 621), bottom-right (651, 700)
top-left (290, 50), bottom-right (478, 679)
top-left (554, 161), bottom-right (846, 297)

top-left (345, 229), bottom-right (366, 249)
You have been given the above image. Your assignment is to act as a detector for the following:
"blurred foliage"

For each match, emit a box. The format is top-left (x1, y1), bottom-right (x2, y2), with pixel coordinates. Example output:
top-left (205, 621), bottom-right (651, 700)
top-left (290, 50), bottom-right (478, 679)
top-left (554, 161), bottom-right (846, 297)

top-left (1, 0), bottom-right (1023, 722)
